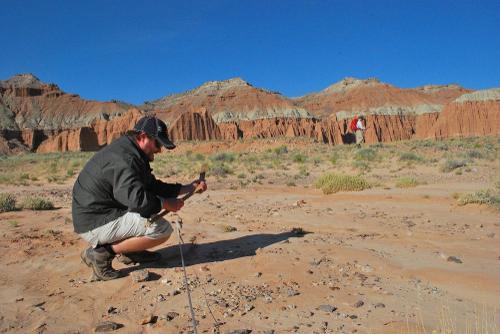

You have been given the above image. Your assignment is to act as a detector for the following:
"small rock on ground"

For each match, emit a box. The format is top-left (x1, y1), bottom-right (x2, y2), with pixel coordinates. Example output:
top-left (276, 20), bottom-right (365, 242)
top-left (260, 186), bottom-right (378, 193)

top-left (94, 321), bottom-right (123, 332)
top-left (131, 269), bottom-right (150, 283)
top-left (318, 305), bottom-right (337, 313)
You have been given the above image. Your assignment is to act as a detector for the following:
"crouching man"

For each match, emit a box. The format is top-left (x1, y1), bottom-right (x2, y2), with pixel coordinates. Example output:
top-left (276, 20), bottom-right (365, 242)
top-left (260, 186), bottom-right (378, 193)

top-left (72, 116), bottom-right (207, 281)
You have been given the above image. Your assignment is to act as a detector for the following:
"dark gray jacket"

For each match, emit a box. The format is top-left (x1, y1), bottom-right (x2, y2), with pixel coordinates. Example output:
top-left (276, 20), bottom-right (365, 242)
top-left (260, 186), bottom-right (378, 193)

top-left (72, 135), bottom-right (181, 234)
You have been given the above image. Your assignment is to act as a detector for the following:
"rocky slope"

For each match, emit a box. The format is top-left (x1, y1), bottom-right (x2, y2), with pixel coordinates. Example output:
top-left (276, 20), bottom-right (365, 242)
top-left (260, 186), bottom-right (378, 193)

top-left (0, 74), bottom-right (137, 153)
top-left (431, 88), bottom-right (500, 139)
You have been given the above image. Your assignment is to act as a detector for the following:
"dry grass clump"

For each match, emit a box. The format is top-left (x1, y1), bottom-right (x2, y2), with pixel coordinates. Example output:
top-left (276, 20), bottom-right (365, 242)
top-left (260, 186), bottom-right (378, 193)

top-left (21, 196), bottom-right (55, 210)
top-left (399, 152), bottom-right (424, 162)
top-left (354, 148), bottom-right (377, 161)
top-left (440, 159), bottom-right (467, 173)
top-left (457, 189), bottom-right (499, 209)
top-left (396, 177), bottom-right (420, 188)
top-left (314, 173), bottom-right (371, 194)
top-left (222, 225), bottom-right (237, 232)
top-left (0, 193), bottom-right (17, 212)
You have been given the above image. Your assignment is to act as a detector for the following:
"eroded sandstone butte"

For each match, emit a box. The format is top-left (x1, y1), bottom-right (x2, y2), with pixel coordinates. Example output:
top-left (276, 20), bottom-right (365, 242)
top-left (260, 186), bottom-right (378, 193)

top-left (0, 74), bottom-right (140, 153)
top-left (0, 74), bottom-right (498, 154)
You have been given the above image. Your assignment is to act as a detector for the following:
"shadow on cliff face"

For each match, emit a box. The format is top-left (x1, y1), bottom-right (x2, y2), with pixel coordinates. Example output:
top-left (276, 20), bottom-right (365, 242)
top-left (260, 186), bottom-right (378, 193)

top-left (342, 132), bottom-right (356, 144)
top-left (121, 230), bottom-right (310, 274)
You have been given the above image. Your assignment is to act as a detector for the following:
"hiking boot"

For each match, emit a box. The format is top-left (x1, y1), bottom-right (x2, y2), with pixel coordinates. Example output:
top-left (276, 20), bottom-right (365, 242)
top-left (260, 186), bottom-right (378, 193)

top-left (80, 246), bottom-right (120, 281)
top-left (117, 251), bottom-right (162, 265)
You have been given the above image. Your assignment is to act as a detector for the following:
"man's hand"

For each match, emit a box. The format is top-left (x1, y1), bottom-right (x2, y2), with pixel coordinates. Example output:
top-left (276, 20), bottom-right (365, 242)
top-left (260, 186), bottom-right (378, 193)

top-left (192, 180), bottom-right (208, 193)
top-left (162, 198), bottom-right (184, 212)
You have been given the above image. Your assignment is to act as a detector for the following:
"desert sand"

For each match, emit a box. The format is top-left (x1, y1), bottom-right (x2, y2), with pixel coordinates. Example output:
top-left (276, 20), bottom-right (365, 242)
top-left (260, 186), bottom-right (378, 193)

top-left (0, 139), bottom-right (499, 334)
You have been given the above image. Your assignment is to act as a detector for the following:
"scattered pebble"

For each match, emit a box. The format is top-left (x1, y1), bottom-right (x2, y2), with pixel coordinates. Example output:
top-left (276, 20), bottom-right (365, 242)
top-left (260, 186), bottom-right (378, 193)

top-left (162, 311), bottom-right (179, 321)
top-left (447, 256), bottom-right (463, 264)
top-left (131, 269), bottom-right (150, 283)
top-left (139, 315), bottom-right (157, 325)
top-left (107, 306), bottom-right (118, 314)
top-left (353, 300), bottom-right (364, 308)
top-left (318, 305), bottom-right (337, 313)
top-left (94, 321), bottom-right (123, 332)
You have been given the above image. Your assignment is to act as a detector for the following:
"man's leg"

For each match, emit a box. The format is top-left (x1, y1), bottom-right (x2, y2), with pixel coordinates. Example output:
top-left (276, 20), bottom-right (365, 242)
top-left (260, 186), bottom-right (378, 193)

top-left (111, 234), bottom-right (170, 254)
top-left (79, 213), bottom-right (173, 279)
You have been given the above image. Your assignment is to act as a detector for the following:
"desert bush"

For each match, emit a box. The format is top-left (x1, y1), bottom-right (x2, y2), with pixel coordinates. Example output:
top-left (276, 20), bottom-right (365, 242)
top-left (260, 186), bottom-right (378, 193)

top-left (222, 225), bottom-right (237, 232)
top-left (352, 160), bottom-right (370, 171)
top-left (458, 189), bottom-right (499, 209)
top-left (286, 181), bottom-right (296, 187)
top-left (354, 148), bottom-right (377, 161)
top-left (466, 149), bottom-right (483, 159)
top-left (0, 193), bottom-right (17, 212)
top-left (440, 159), bottom-right (467, 172)
top-left (210, 152), bottom-right (236, 162)
top-left (314, 173), bottom-right (371, 194)
top-left (273, 145), bottom-right (288, 155)
top-left (298, 165), bottom-right (309, 177)
top-left (21, 196), bottom-right (55, 210)
top-left (292, 153), bottom-right (307, 163)
top-left (194, 153), bottom-right (205, 161)
top-left (399, 152), bottom-right (423, 162)
top-left (329, 152), bottom-right (340, 165)
top-left (209, 163), bottom-right (232, 178)
top-left (395, 177), bottom-right (419, 188)
top-left (436, 142), bottom-right (448, 151)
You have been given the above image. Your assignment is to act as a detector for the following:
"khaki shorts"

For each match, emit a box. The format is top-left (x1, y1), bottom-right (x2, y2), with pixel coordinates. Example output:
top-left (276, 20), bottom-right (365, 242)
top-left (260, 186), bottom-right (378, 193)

top-left (355, 129), bottom-right (365, 144)
top-left (79, 212), bottom-right (173, 248)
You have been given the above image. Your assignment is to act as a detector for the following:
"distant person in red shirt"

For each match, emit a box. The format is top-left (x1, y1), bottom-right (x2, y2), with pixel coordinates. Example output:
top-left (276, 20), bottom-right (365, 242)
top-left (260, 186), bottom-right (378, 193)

top-left (349, 115), bottom-right (366, 146)
top-left (355, 115), bottom-right (366, 146)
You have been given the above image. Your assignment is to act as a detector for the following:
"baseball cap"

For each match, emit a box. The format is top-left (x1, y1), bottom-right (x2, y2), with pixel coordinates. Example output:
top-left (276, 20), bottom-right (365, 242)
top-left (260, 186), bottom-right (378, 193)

top-left (134, 116), bottom-right (176, 150)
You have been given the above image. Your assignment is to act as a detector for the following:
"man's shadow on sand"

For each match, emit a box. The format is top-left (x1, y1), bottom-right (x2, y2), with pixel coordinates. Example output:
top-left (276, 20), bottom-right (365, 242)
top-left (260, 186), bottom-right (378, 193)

top-left (120, 230), bottom-right (310, 276)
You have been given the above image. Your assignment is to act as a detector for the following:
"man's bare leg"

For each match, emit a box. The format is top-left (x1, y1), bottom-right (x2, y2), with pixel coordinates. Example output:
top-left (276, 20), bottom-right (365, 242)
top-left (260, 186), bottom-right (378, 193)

top-left (111, 235), bottom-right (170, 254)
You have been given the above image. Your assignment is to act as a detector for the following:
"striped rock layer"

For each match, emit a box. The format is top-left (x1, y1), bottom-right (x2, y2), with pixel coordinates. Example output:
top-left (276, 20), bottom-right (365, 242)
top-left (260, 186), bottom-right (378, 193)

top-left (0, 74), bottom-right (498, 153)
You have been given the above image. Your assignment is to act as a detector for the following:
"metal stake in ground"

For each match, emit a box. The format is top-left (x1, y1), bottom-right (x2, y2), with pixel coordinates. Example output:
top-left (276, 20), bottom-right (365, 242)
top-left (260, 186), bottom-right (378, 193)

top-left (149, 164), bottom-right (207, 224)
top-left (174, 216), bottom-right (198, 334)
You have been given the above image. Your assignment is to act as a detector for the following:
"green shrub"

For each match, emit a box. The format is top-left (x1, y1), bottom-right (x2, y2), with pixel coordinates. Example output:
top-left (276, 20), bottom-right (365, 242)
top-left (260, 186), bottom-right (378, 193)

top-left (273, 145), bottom-right (288, 155)
top-left (466, 150), bottom-right (483, 159)
top-left (396, 177), bottom-right (419, 188)
top-left (352, 160), bottom-right (370, 171)
top-left (0, 193), bottom-right (17, 212)
top-left (21, 196), bottom-right (55, 210)
top-left (399, 152), bottom-right (423, 162)
top-left (222, 225), bottom-right (237, 232)
top-left (194, 153), bottom-right (205, 161)
top-left (436, 143), bottom-right (449, 151)
top-left (458, 190), bottom-right (499, 209)
top-left (209, 161), bottom-right (233, 178)
top-left (314, 173), bottom-right (371, 194)
top-left (440, 159), bottom-right (467, 172)
top-left (329, 152), bottom-right (339, 165)
top-left (292, 153), bottom-right (307, 163)
top-left (298, 165), bottom-right (309, 177)
top-left (354, 148), bottom-right (377, 161)
top-left (210, 152), bottom-right (236, 162)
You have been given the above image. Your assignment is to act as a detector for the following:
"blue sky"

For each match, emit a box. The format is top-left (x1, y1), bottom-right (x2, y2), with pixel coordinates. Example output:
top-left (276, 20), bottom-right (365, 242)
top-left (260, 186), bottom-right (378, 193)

top-left (1, 1), bottom-right (499, 104)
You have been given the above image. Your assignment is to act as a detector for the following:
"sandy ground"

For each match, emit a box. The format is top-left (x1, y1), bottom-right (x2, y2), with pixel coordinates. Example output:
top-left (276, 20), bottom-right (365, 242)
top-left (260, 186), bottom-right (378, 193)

top-left (0, 176), bottom-right (499, 333)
